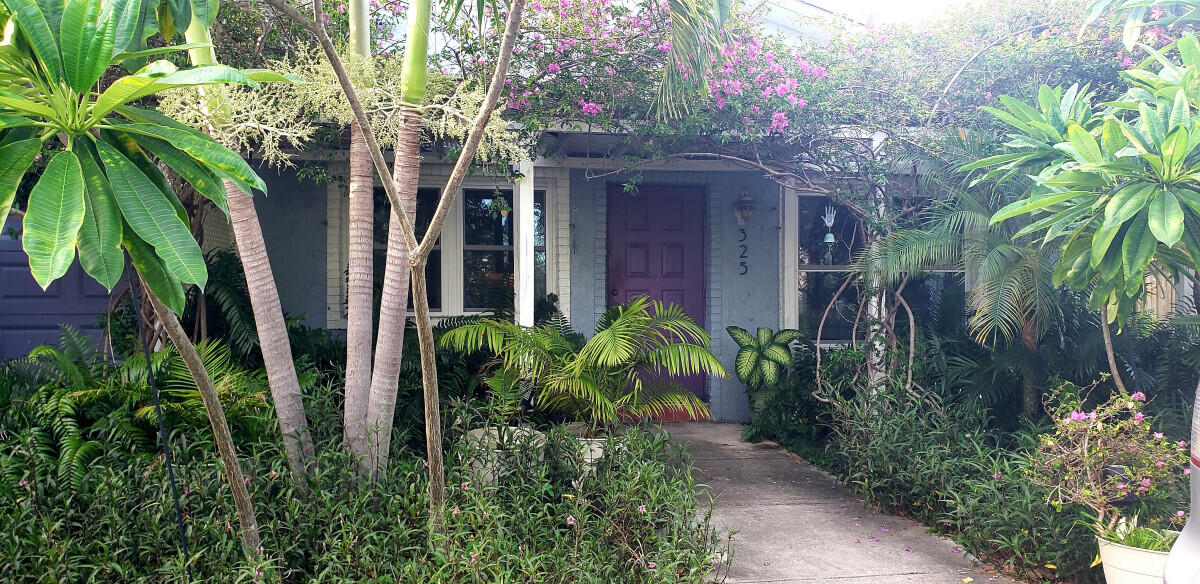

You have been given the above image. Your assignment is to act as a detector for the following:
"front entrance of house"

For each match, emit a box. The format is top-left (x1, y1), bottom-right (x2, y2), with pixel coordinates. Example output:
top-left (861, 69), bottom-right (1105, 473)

top-left (606, 185), bottom-right (707, 402)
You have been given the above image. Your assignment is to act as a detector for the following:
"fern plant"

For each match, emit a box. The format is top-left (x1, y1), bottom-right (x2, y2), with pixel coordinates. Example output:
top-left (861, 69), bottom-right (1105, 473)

top-left (441, 296), bottom-right (723, 425)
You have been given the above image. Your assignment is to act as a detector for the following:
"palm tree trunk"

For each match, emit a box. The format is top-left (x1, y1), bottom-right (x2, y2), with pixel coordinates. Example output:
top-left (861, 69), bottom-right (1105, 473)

top-left (184, 20), bottom-right (315, 485)
top-left (225, 180), bottom-right (316, 482)
top-left (363, 109), bottom-right (421, 475)
top-left (1019, 318), bottom-right (1040, 418)
top-left (344, 120), bottom-right (375, 462)
top-left (145, 283), bottom-right (262, 556)
top-left (342, 0), bottom-right (375, 464)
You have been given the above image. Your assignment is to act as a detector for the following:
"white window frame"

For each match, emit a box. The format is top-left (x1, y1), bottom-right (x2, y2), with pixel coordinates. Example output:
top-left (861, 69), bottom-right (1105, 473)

top-left (325, 165), bottom-right (562, 327)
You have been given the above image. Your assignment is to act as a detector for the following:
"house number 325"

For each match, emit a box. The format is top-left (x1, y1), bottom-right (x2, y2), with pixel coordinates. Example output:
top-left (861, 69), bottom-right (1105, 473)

top-left (737, 228), bottom-right (749, 275)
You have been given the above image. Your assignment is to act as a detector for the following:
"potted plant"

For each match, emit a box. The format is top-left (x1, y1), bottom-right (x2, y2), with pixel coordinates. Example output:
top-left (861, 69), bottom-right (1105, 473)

top-left (1029, 382), bottom-right (1190, 584)
top-left (441, 296), bottom-right (725, 471)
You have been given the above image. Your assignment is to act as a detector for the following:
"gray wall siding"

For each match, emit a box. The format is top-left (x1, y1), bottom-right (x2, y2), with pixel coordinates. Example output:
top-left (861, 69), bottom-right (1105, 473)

top-left (568, 169), bottom-right (781, 422)
top-left (255, 164), bottom-right (329, 329)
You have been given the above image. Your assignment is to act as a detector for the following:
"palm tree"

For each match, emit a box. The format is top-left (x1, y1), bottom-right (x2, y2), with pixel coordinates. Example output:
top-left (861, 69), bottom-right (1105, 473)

top-left (181, 12), bottom-right (316, 485)
top-left (440, 297), bottom-right (721, 425)
top-left (361, 0), bottom-right (428, 476)
top-left (342, 0), bottom-right (376, 466)
top-left (858, 132), bottom-right (1058, 417)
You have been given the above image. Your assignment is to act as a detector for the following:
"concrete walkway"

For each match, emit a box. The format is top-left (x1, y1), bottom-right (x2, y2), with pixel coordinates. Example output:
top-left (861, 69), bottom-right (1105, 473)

top-left (665, 422), bottom-right (1017, 584)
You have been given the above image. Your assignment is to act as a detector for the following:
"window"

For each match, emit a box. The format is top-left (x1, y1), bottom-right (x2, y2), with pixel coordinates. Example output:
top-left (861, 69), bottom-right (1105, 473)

top-left (461, 188), bottom-right (546, 311)
top-left (796, 198), bottom-right (863, 341)
top-left (374, 187), bottom-right (441, 310)
top-left (370, 186), bottom-right (547, 315)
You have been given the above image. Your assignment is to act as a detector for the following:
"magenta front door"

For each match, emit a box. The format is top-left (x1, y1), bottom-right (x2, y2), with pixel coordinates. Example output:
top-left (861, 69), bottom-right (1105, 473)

top-left (606, 185), bottom-right (707, 403)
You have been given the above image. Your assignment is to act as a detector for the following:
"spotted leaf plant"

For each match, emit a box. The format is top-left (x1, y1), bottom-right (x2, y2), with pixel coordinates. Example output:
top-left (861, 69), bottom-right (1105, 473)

top-left (727, 326), bottom-right (802, 388)
top-left (0, 0), bottom-right (271, 312)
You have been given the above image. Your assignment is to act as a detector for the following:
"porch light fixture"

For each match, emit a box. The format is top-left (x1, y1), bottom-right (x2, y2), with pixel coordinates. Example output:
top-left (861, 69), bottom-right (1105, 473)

top-left (734, 192), bottom-right (756, 225)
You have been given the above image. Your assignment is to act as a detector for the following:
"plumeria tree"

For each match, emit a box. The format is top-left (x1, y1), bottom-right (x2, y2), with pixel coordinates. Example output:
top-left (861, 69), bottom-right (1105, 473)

top-left (0, 0), bottom-right (270, 553)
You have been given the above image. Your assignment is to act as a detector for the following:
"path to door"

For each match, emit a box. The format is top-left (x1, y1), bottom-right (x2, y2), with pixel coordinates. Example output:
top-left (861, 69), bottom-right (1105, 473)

top-left (665, 422), bottom-right (1017, 584)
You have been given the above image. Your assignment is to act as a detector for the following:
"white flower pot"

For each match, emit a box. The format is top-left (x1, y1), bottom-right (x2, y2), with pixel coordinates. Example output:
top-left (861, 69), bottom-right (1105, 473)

top-left (1097, 536), bottom-right (1170, 584)
top-left (578, 437), bottom-right (606, 472)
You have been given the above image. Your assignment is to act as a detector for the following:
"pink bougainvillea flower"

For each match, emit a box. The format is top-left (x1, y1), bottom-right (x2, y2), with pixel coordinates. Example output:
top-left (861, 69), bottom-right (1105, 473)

top-left (1156, 460), bottom-right (1166, 468)
top-left (1151, 6), bottom-right (1165, 19)
top-left (566, 515), bottom-right (576, 526)
top-left (1131, 392), bottom-right (1147, 402)
top-left (1122, 56), bottom-right (1135, 67)
top-left (1179, 510), bottom-right (1188, 518)
top-left (647, 561), bottom-right (657, 569)
top-left (1134, 412), bottom-right (1145, 423)
top-left (1179, 440), bottom-right (1187, 448)
top-left (452, 507), bottom-right (460, 516)
top-left (992, 471), bottom-right (1002, 480)
top-left (1142, 478), bottom-right (1152, 487)
top-left (461, 482), bottom-right (470, 490)
top-left (1155, 432), bottom-right (1165, 439)
top-left (580, 100), bottom-right (602, 115)
top-left (638, 504), bottom-right (647, 514)
top-left (547, 63), bottom-right (561, 73)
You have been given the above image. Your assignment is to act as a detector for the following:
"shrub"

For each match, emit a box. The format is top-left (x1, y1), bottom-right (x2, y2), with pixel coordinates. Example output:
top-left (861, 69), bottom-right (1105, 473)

top-left (0, 420), bottom-right (727, 582)
top-left (827, 384), bottom-right (1102, 582)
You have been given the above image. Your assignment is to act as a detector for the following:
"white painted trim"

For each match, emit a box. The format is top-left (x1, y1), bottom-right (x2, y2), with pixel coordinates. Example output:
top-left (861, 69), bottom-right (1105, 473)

top-left (515, 160), bottom-right (536, 326)
top-left (780, 182), bottom-right (800, 330)
top-left (325, 164), bottom-right (348, 329)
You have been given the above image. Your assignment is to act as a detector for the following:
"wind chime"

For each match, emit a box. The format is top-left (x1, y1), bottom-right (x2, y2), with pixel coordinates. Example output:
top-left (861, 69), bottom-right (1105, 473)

top-left (821, 205), bottom-right (837, 265)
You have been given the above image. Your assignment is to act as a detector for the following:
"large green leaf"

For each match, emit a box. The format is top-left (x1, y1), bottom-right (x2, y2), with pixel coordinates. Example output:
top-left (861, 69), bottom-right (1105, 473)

top-left (1148, 189), bottom-right (1185, 246)
top-left (992, 191), bottom-right (1087, 224)
top-left (94, 139), bottom-right (206, 287)
top-left (101, 130), bottom-right (187, 223)
top-left (1067, 124), bottom-right (1102, 164)
top-left (22, 150), bottom-right (85, 289)
top-left (129, 132), bottom-right (228, 215)
top-left (91, 63), bottom-right (257, 119)
top-left (1161, 126), bottom-right (1192, 169)
top-left (59, 0), bottom-right (110, 93)
top-left (190, 0), bottom-right (219, 27)
top-left (1104, 182), bottom-right (1154, 227)
top-left (725, 325), bottom-right (755, 348)
top-left (102, 0), bottom-right (147, 56)
top-left (0, 92), bottom-right (57, 118)
top-left (74, 141), bottom-right (124, 289)
top-left (1090, 223), bottom-right (1121, 268)
top-left (0, 138), bottom-right (44, 225)
top-left (123, 226), bottom-right (185, 313)
top-left (1121, 211), bottom-right (1156, 283)
top-left (2, 0), bottom-right (63, 78)
top-left (113, 122), bottom-right (266, 193)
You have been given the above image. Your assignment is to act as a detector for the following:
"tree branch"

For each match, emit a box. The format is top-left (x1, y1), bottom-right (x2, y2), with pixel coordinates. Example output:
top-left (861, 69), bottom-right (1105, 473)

top-left (262, 0), bottom-right (421, 254)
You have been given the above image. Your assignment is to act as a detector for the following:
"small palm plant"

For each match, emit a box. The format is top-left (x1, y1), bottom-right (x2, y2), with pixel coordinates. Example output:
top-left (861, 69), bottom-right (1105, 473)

top-left (441, 296), bottom-right (723, 425)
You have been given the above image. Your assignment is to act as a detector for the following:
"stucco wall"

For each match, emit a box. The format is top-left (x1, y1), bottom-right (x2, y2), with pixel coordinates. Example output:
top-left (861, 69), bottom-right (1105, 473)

top-left (254, 164), bottom-right (329, 328)
top-left (568, 169), bottom-right (781, 422)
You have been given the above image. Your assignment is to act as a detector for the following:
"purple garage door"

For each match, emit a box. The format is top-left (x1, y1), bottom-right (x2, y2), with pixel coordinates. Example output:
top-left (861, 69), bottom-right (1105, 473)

top-left (606, 185), bottom-right (707, 402)
top-left (0, 219), bottom-right (114, 359)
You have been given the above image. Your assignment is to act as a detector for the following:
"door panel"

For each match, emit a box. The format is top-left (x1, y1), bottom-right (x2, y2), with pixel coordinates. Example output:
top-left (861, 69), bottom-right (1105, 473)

top-left (606, 185), bottom-right (706, 405)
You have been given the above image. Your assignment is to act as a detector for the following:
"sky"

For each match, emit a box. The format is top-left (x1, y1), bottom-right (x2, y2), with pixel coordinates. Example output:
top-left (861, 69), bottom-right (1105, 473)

top-left (811, 0), bottom-right (978, 24)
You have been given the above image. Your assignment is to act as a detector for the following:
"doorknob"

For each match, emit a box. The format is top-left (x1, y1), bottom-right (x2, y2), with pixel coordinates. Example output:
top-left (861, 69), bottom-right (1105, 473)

top-left (609, 289), bottom-right (618, 297)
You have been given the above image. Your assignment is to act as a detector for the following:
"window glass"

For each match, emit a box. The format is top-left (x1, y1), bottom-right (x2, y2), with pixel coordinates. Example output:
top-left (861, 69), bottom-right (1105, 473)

top-left (462, 189), bottom-right (546, 311)
top-left (797, 198), bottom-right (862, 267)
top-left (374, 187), bottom-right (441, 310)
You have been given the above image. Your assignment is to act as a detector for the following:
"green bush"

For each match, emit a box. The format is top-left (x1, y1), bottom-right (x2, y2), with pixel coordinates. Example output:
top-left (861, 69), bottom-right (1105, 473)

top-left (0, 419), bottom-right (727, 582)
top-left (827, 385), bottom-right (1101, 582)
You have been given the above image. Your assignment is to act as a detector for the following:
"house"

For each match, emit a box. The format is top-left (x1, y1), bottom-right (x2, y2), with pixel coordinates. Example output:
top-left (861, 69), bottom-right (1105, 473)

top-left (220, 135), bottom-right (828, 422)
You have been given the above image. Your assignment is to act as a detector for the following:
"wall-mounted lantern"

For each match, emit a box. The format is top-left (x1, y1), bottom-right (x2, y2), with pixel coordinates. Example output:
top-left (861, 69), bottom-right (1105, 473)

top-left (734, 192), bottom-right (756, 225)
